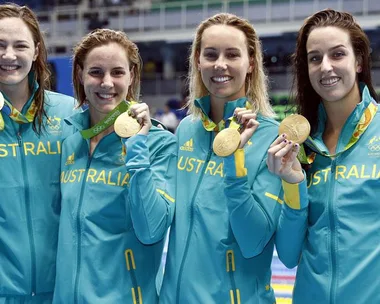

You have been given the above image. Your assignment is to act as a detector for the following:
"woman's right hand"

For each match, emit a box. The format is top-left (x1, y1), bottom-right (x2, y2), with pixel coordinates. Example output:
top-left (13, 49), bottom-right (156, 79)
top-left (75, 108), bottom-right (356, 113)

top-left (267, 134), bottom-right (304, 184)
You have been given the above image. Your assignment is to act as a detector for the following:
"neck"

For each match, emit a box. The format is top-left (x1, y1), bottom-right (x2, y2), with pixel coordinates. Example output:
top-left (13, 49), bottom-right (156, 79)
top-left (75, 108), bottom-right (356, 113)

top-left (1, 81), bottom-right (31, 111)
top-left (209, 96), bottom-right (226, 124)
top-left (322, 85), bottom-right (360, 133)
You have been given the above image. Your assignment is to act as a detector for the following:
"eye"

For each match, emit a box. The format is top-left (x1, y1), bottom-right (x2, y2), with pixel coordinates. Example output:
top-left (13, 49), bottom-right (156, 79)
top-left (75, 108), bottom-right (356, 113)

top-left (15, 44), bottom-right (28, 49)
top-left (203, 51), bottom-right (217, 59)
top-left (333, 51), bottom-right (345, 58)
top-left (226, 52), bottom-right (240, 59)
top-left (112, 69), bottom-right (126, 77)
top-left (308, 55), bottom-right (321, 63)
top-left (88, 69), bottom-right (102, 77)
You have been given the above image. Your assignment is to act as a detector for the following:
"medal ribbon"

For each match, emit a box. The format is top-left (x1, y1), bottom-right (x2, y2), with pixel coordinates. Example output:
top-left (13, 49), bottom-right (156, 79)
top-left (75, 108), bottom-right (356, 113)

top-left (80, 101), bottom-right (135, 139)
top-left (298, 101), bottom-right (378, 164)
top-left (201, 101), bottom-right (252, 132)
top-left (0, 97), bottom-right (38, 131)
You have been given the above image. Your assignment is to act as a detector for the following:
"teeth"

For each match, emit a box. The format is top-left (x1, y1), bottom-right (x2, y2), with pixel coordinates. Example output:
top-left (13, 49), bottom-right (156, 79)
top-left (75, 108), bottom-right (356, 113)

top-left (321, 77), bottom-right (340, 85)
top-left (212, 76), bottom-right (231, 83)
top-left (98, 93), bottom-right (114, 99)
top-left (1, 65), bottom-right (18, 71)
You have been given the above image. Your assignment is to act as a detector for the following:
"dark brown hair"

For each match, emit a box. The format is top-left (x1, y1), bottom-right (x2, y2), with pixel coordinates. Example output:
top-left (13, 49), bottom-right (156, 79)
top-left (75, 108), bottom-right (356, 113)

top-left (292, 9), bottom-right (377, 134)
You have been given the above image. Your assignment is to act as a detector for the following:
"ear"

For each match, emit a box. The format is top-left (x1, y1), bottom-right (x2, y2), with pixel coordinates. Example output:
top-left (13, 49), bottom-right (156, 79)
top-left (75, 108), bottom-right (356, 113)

top-left (356, 56), bottom-right (363, 73)
top-left (129, 66), bottom-right (134, 86)
top-left (77, 66), bottom-right (84, 85)
top-left (196, 51), bottom-right (201, 71)
top-left (247, 57), bottom-right (254, 74)
top-left (33, 42), bottom-right (40, 61)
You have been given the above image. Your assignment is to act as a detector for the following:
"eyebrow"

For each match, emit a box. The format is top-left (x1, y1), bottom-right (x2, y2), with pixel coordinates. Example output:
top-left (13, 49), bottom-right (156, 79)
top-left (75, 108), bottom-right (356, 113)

top-left (307, 44), bottom-right (347, 56)
top-left (0, 39), bottom-right (30, 44)
top-left (203, 47), bottom-right (241, 52)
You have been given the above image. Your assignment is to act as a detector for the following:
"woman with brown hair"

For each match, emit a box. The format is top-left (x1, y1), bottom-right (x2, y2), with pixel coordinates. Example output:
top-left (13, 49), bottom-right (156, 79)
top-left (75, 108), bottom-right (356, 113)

top-left (0, 3), bottom-right (76, 303)
top-left (267, 9), bottom-right (380, 304)
top-left (53, 28), bottom-right (176, 304)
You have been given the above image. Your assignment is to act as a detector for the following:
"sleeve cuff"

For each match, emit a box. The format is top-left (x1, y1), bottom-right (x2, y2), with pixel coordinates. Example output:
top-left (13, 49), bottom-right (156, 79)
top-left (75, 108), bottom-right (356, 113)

top-left (123, 134), bottom-right (150, 169)
top-left (282, 176), bottom-right (308, 210)
top-left (223, 148), bottom-right (247, 177)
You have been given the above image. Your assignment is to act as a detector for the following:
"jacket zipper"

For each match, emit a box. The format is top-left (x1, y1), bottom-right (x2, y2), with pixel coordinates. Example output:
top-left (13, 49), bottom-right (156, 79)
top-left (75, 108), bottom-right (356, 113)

top-left (73, 155), bottom-right (92, 304)
top-left (125, 249), bottom-right (143, 304)
top-left (175, 132), bottom-right (213, 304)
top-left (15, 125), bottom-right (37, 296)
top-left (328, 159), bottom-right (337, 304)
top-left (226, 249), bottom-right (240, 304)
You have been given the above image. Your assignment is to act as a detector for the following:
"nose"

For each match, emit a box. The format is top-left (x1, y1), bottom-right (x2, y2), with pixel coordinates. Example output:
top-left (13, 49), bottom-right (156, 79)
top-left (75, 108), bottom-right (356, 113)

top-left (321, 55), bottom-right (333, 73)
top-left (1, 46), bottom-right (17, 60)
top-left (100, 73), bottom-right (114, 89)
top-left (214, 56), bottom-right (227, 71)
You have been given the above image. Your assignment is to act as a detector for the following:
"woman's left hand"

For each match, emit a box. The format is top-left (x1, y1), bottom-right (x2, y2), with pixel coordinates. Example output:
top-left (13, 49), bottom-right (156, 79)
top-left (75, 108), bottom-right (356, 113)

top-left (129, 103), bottom-right (152, 135)
top-left (234, 107), bottom-right (260, 148)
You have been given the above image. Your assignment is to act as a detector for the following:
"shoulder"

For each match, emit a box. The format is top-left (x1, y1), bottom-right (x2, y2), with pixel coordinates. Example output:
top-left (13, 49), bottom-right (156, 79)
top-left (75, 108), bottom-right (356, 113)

top-left (148, 126), bottom-right (177, 146)
top-left (44, 90), bottom-right (77, 108)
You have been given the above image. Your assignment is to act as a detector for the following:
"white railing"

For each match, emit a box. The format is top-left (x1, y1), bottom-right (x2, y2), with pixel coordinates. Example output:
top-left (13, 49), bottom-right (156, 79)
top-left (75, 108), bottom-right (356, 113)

top-left (38, 0), bottom-right (380, 54)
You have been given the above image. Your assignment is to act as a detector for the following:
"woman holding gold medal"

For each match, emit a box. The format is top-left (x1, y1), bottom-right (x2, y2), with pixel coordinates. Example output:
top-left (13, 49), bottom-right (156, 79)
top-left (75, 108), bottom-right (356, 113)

top-left (159, 13), bottom-right (283, 303)
top-left (52, 29), bottom-right (176, 303)
top-left (0, 3), bottom-right (77, 304)
top-left (267, 9), bottom-right (380, 304)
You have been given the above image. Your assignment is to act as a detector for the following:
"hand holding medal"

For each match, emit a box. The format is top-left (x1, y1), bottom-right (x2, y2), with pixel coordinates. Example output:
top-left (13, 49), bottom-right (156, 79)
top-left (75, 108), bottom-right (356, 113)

top-left (266, 114), bottom-right (310, 184)
top-left (114, 102), bottom-right (151, 138)
top-left (213, 108), bottom-right (259, 157)
top-left (278, 114), bottom-right (310, 144)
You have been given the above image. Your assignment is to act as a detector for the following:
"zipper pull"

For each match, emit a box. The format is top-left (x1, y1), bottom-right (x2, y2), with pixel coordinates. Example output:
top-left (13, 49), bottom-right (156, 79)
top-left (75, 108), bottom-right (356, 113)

top-left (17, 131), bottom-right (22, 146)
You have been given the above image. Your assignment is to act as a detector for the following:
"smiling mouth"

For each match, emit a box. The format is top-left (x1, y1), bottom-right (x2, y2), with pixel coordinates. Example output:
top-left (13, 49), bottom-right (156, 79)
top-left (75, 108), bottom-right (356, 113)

top-left (0, 65), bottom-right (20, 71)
top-left (320, 77), bottom-right (340, 86)
top-left (97, 93), bottom-right (116, 99)
top-left (211, 76), bottom-right (232, 83)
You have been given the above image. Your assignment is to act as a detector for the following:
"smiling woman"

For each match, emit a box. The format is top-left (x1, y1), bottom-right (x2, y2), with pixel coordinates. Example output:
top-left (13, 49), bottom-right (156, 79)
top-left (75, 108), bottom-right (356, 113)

top-left (52, 28), bottom-right (177, 304)
top-left (159, 13), bottom-right (283, 304)
top-left (267, 9), bottom-right (380, 304)
top-left (0, 3), bottom-right (77, 304)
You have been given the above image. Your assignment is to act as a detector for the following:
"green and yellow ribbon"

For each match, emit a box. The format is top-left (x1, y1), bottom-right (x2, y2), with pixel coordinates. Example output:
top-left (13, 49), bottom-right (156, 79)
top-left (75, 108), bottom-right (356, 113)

top-left (298, 101), bottom-right (377, 164)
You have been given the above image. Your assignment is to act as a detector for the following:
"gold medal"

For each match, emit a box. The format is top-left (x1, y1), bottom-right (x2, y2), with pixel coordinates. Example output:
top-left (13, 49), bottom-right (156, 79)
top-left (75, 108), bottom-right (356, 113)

top-left (114, 111), bottom-right (141, 138)
top-left (0, 92), bottom-right (4, 110)
top-left (278, 114), bottom-right (310, 144)
top-left (213, 128), bottom-right (241, 157)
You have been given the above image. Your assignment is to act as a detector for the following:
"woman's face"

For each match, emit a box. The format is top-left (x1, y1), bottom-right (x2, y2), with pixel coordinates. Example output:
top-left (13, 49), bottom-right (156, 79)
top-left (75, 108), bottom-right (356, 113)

top-left (306, 26), bottom-right (361, 104)
top-left (0, 17), bottom-right (38, 93)
top-left (79, 42), bottom-right (134, 122)
top-left (197, 24), bottom-right (253, 105)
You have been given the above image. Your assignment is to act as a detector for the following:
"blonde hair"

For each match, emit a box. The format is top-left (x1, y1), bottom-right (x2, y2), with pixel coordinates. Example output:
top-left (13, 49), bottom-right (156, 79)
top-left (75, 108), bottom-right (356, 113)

top-left (72, 28), bottom-right (142, 107)
top-left (187, 13), bottom-right (274, 118)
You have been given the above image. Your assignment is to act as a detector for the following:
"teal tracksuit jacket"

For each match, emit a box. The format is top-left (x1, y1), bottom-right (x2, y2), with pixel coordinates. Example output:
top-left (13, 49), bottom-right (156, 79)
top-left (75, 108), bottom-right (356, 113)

top-left (53, 110), bottom-right (176, 304)
top-left (160, 96), bottom-right (283, 304)
top-left (276, 85), bottom-right (380, 304)
top-left (0, 84), bottom-right (76, 301)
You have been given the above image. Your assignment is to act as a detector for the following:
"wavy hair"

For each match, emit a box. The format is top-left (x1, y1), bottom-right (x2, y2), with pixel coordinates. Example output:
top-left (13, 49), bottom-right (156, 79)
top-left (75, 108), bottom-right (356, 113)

top-left (0, 3), bottom-right (51, 134)
top-left (292, 8), bottom-right (377, 134)
top-left (187, 13), bottom-right (274, 118)
top-left (72, 28), bottom-right (142, 107)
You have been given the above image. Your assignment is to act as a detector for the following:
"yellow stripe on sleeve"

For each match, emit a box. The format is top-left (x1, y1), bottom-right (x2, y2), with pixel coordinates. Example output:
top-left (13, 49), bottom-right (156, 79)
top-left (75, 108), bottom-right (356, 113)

top-left (234, 149), bottom-right (247, 177)
top-left (156, 189), bottom-right (175, 203)
top-left (282, 180), bottom-right (302, 210)
top-left (265, 192), bottom-right (283, 204)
